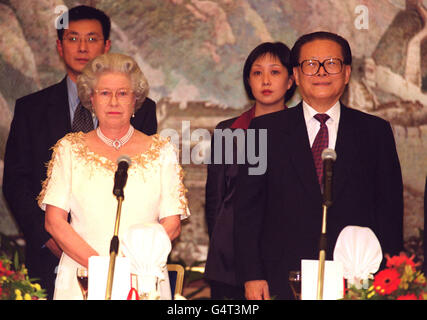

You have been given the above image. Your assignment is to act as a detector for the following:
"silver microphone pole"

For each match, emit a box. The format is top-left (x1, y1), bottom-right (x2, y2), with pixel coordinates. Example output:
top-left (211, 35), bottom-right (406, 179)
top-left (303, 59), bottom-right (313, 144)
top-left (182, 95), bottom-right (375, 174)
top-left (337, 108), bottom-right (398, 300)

top-left (105, 155), bottom-right (131, 300)
top-left (316, 149), bottom-right (336, 300)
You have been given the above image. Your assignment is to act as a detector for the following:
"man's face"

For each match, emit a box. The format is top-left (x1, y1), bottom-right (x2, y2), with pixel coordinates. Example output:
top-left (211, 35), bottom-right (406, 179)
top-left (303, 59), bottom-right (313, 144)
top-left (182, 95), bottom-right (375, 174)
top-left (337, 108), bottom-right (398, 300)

top-left (57, 19), bottom-right (111, 82)
top-left (293, 39), bottom-right (351, 111)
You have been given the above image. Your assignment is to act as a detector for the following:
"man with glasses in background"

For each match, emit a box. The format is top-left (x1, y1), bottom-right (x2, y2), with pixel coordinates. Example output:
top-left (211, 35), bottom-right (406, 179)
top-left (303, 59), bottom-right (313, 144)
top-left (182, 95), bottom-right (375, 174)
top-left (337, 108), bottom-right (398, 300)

top-left (3, 5), bottom-right (157, 299)
top-left (234, 31), bottom-right (404, 300)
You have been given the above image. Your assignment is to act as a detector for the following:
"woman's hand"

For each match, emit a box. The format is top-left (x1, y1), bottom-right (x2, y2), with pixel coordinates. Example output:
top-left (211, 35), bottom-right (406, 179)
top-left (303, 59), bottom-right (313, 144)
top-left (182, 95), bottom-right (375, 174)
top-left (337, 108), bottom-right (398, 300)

top-left (159, 215), bottom-right (181, 241)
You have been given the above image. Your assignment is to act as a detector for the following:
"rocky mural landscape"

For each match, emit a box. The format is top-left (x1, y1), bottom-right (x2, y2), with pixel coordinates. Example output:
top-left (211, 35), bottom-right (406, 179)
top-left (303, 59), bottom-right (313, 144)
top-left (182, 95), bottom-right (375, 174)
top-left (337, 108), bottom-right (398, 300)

top-left (0, 0), bottom-right (426, 266)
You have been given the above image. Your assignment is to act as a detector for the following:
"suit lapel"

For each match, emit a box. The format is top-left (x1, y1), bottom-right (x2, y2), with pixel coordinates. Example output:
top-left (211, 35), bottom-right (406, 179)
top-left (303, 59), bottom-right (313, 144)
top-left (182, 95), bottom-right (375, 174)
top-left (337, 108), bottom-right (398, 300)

top-left (332, 104), bottom-right (357, 201)
top-left (283, 103), bottom-right (358, 206)
top-left (286, 103), bottom-right (322, 203)
top-left (47, 77), bottom-right (72, 144)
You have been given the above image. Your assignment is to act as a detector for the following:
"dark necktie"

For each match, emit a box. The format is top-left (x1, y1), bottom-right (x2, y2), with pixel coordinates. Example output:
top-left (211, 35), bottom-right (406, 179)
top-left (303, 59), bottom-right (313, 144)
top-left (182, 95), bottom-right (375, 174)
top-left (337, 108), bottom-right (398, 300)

top-left (72, 102), bottom-right (94, 133)
top-left (311, 113), bottom-right (330, 186)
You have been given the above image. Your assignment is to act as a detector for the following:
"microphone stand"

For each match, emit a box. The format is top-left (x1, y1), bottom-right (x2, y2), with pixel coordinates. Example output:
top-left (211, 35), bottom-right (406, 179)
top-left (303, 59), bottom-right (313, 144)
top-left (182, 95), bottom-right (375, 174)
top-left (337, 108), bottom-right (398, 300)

top-left (316, 151), bottom-right (335, 300)
top-left (105, 157), bottom-right (130, 300)
top-left (316, 203), bottom-right (328, 300)
top-left (105, 194), bottom-right (124, 300)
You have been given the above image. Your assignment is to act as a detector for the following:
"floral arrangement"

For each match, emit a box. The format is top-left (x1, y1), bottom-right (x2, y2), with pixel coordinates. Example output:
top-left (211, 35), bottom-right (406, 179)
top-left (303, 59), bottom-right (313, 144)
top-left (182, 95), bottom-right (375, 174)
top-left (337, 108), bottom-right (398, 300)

top-left (0, 254), bottom-right (46, 300)
top-left (344, 253), bottom-right (427, 300)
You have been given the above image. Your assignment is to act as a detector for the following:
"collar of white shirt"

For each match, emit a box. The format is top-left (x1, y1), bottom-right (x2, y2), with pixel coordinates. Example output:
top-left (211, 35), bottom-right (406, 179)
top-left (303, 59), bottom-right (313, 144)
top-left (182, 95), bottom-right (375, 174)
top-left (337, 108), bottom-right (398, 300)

top-left (66, 75), bottom-right (79, 113)
top-left (302, 100), bottom-right (341, 149)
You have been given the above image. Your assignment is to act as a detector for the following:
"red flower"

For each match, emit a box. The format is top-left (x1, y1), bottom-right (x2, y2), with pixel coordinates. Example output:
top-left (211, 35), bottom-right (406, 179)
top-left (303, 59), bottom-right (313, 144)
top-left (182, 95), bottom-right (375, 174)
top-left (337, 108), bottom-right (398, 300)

top-left (373, 269), bottom-right (401, 295)
top-left (12, 271), bottom-right (24, 281)
top-left (385, 253), bottom-right (418, 271)
top-left (397, 294), bottom-right (418, 300)
top-left (0, 266), bottom-right (14, 277)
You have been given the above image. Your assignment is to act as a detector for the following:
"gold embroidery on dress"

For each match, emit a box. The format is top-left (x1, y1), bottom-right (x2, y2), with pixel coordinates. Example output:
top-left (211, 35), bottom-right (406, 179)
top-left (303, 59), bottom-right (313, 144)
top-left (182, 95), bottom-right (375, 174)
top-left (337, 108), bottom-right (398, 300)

top-left (175, 162), bottom-right (189, 218)
top-left (37, 135), bottom-right (67, 208)
top-left (38, 133), bottom-right (189, 218)
top-left (71, 133), bottom-right (168, 173)
top-left (165, 140), bottom-right (189, 218)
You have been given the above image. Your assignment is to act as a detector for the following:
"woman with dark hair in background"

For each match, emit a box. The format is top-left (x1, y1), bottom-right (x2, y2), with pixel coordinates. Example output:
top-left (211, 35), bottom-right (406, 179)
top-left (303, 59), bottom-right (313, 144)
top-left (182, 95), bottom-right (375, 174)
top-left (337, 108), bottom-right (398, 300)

top-left (204, 42), bottom-right (295, 300)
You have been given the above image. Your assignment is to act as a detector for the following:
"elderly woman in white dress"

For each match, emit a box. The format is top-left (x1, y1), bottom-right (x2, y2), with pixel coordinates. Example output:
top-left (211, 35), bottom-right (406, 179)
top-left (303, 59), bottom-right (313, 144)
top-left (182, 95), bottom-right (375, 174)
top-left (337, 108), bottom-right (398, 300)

top-left (38, 53), bottom-right (190, 300)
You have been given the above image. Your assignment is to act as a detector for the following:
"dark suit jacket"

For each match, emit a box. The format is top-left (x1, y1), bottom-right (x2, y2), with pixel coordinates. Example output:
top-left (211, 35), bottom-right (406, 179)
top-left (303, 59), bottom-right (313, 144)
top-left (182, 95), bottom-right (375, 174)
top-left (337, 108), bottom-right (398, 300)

top-left (234, 102), bottom-right (404, 299)
top-left (2, 77), bottom-right (157, 296)
top-left (204, 117), bottom-right (240, 286)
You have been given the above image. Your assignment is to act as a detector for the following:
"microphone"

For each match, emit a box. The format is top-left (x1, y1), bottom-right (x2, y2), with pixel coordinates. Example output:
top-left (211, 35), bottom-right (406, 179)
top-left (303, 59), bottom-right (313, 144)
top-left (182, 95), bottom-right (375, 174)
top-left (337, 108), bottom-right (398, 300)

top-left (321, 148), bottom-right (337, 208)
top-left (113, 155), bottom-right (132, 198)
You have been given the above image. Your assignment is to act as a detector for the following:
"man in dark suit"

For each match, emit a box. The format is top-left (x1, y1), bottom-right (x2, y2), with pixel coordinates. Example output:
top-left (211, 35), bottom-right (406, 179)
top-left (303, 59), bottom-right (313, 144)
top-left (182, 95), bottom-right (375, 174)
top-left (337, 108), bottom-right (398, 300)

top-left (2, 5), bottom-right (157, 299)
top-left (234, 31), bottom-right (404, 300)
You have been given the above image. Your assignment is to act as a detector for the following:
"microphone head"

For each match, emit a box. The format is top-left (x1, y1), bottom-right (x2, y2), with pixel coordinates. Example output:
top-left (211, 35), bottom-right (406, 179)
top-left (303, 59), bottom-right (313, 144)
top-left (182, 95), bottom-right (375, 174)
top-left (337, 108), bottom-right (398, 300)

top-left (117, 155), bottom-right (132, 166)
top-left (321, 148), bottom-right (337, 161)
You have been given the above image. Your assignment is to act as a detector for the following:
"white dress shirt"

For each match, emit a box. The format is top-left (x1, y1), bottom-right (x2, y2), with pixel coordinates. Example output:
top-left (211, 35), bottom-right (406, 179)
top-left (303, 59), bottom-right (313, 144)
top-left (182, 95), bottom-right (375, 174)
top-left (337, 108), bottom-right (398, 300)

top-left (302, 101), bottom-right (341, 150)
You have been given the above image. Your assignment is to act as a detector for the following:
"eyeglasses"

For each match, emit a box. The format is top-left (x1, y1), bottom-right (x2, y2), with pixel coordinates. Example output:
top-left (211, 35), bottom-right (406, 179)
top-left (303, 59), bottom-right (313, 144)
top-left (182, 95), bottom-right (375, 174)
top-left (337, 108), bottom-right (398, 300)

top-left (63, 35), bottom-right (104, 44)
top-left (298, 58), bottom-right (344, 76)
top-left (94, 89), bottom-right (135, 105)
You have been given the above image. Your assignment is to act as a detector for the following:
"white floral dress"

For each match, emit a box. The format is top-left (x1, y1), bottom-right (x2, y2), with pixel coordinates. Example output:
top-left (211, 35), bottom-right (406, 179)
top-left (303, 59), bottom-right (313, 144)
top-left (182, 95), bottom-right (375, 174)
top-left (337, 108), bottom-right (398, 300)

top-left (38, 133), bottom-right (190, 300)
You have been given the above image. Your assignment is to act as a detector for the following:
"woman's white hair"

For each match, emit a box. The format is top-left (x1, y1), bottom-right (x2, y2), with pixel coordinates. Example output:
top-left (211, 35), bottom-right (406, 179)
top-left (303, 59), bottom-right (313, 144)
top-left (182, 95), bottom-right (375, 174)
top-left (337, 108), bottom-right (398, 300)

top-left (77, 52), bottom-right (149, 112)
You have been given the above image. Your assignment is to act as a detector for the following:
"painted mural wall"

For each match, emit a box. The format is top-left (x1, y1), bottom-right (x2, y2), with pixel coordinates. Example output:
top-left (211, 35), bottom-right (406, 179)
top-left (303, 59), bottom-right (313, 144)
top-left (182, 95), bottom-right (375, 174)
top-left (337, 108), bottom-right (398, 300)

top-left (0, 0), bottom-right (426, 265)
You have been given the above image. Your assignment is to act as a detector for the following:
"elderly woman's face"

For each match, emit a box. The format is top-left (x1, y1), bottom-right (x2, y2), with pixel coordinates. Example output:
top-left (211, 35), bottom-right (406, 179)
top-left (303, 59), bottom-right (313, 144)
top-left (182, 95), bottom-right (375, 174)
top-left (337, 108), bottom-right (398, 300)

top-left (91, 72), bottom-right (135, 128)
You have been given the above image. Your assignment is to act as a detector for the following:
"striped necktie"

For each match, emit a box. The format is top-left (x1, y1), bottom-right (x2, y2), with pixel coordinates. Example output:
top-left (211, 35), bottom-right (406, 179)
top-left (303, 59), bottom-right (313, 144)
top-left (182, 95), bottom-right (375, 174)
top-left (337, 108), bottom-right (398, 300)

top-left (72, 102), bottom-right (94, 133)
top-left (311, 113), bottom-right (330, 186)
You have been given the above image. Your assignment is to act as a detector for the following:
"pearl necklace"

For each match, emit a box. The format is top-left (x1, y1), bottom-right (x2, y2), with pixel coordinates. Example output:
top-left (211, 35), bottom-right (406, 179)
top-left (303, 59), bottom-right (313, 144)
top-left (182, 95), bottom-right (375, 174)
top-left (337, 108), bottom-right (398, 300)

top-left (96, 125), bottom-right (134, 150)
